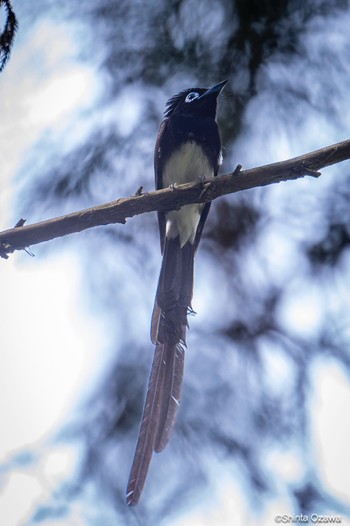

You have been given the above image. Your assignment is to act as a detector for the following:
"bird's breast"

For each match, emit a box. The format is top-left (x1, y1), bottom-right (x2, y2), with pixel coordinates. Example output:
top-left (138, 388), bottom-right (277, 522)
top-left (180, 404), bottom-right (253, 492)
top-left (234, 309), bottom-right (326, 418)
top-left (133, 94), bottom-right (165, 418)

top-left (162, 141), bottom-right (214, 247)
top-left (162, 141), bottom-right (213, 187)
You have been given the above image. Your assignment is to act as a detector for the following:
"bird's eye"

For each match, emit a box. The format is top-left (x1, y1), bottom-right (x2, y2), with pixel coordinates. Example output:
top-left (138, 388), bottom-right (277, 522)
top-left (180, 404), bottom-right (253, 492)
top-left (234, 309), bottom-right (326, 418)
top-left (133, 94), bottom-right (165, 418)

top-left (185, 92), bottom-right (199, 103)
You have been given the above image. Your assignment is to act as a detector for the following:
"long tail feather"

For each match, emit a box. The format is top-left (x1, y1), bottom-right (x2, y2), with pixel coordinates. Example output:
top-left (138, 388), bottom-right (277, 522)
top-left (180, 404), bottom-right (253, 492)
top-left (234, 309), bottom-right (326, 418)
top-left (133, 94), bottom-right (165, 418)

top-left (127, 236), bottom-right (194, 505)
top-left (154, 341), bottom-right (185, 452)
top-left (152, 239), bottom-right (190, 451)
top-left (126, 342), bottom-right (166, 506)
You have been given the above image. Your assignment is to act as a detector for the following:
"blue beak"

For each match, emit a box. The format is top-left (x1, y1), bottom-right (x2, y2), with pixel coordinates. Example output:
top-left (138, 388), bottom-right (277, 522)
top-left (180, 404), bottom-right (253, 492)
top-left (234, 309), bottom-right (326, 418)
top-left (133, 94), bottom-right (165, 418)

top-left (199, 80), bottom-right (227, 99)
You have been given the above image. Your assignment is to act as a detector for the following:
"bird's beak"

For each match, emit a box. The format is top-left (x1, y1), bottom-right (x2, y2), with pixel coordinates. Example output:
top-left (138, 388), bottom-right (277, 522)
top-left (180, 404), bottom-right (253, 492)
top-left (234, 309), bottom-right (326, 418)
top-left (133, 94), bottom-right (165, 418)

top-left (199, 80), bottom-right (227, 99)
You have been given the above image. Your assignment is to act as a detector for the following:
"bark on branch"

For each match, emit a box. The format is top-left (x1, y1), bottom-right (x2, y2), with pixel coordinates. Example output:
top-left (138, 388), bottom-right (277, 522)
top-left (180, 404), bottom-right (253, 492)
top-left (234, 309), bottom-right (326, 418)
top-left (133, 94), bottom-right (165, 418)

top-left (1, 138), bottom-right (350, 259)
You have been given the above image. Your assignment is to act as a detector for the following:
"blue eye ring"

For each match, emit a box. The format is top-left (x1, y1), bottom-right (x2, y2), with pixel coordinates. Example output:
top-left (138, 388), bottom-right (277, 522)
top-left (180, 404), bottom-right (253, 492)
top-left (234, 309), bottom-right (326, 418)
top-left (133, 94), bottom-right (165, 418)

top-left (185, 92), bottom-right (199, 103)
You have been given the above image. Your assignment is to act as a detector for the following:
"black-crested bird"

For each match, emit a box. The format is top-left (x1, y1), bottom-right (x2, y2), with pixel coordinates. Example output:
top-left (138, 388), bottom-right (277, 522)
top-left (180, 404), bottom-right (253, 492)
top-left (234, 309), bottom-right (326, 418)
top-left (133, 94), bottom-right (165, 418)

top-left (126, 80), bottom-right (227, 506)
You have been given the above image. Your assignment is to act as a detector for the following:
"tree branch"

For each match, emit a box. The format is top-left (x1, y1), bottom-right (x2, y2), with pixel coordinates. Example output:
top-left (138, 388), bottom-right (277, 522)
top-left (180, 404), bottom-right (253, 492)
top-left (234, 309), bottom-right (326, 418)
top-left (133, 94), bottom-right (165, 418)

top-left (1, 138), bottom-right (350, 259)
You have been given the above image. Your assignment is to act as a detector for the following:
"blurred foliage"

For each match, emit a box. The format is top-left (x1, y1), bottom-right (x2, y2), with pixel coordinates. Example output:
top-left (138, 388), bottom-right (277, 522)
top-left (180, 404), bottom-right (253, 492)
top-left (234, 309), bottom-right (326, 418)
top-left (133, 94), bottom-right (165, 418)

top-left (0, 0), bottom-right (18, 72)
top-left (15, 0), bottom-right (350, 524)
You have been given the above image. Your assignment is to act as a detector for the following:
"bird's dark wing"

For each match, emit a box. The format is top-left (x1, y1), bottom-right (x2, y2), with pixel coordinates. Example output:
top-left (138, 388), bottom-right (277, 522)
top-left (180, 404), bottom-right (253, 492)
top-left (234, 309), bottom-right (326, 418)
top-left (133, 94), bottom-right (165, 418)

top-left (192, 129), bottom-right (221, 252)
top-left (154, 119), bottom-right (168, 253)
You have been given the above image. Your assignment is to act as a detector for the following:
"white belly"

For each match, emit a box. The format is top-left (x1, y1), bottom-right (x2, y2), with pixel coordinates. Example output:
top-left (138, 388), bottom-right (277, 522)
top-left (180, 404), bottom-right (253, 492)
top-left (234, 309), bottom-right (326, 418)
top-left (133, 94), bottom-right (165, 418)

top-left (163, 142), bottom-right (213, 246)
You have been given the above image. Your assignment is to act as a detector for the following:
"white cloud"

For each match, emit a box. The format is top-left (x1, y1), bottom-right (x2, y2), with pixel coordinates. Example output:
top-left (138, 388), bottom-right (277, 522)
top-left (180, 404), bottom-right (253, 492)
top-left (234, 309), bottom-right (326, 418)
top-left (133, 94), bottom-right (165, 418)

top-left (0, 251), bottom-right (104, 458)
top-left (310, 358), bottom-right (350, 501)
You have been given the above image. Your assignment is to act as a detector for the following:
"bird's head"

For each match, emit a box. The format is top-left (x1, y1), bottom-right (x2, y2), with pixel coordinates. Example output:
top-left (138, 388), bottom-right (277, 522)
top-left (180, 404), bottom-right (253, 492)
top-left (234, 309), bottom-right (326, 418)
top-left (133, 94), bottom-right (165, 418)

top-left (164, 80), bottom-right (227, 119)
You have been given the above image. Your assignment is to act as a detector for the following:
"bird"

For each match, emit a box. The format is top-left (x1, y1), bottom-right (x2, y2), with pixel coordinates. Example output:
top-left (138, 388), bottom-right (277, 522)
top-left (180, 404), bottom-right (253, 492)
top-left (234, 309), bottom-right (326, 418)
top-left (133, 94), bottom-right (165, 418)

top-left (126, 80), bottom-right (227, 506)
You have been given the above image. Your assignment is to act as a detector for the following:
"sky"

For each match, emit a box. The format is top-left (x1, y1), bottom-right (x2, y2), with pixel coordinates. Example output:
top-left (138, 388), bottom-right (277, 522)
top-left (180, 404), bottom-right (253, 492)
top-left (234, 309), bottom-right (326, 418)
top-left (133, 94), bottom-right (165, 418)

top-left (0, 8), bottom-right (109, 525)
top-left (1, 2), bottom-right (350, 526)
